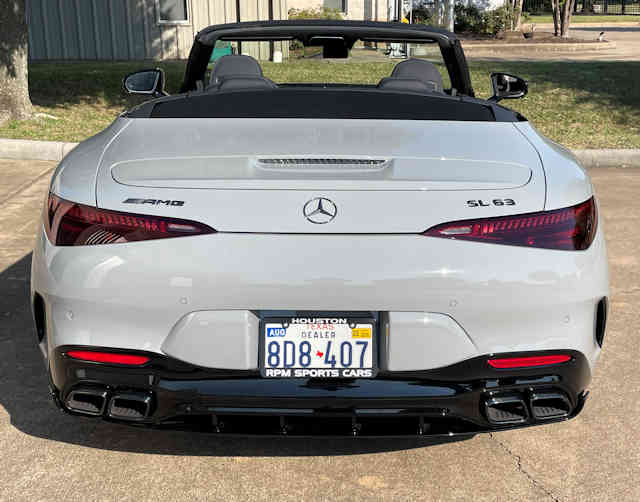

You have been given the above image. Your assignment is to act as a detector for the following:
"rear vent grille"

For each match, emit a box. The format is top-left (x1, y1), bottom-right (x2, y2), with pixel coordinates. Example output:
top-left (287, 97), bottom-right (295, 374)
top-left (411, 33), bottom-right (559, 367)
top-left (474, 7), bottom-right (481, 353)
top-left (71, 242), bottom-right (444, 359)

top-left (595, 297), bottom-right (608, 347)
top-left (257, 158), bottom-right (388, 169)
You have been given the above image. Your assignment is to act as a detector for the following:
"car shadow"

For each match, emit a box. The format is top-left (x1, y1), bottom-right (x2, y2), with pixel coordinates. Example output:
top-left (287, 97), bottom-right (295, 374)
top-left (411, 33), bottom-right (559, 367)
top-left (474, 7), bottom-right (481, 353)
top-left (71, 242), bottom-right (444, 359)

top-left (0, 253), bottom-right (473, 456)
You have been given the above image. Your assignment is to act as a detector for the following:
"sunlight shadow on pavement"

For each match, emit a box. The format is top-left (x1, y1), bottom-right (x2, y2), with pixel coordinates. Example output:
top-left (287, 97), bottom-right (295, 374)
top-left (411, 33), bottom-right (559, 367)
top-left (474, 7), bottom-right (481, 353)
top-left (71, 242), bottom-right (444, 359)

top-left (0, 253), bottom-right (472, 457)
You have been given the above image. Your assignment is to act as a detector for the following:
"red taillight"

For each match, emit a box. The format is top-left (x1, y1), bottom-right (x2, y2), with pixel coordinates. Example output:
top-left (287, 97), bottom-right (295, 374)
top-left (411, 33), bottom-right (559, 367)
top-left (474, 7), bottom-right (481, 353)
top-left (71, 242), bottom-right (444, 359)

top-left (424, 197), bottom-right (597, 250)
top-left (45, 194), bottom-right (215, 246)
top-left (487, 354), bottom-right (571, 369)
top-left (66, 350), bottom-right (150, 366)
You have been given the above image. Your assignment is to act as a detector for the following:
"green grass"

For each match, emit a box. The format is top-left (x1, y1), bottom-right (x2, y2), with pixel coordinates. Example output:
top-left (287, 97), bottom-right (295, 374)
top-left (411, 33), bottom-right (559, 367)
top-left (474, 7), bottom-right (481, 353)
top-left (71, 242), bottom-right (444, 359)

top-left (528, 14), bottom-right (640, 24)
top-left (1, 59), bottom-right (639, 149)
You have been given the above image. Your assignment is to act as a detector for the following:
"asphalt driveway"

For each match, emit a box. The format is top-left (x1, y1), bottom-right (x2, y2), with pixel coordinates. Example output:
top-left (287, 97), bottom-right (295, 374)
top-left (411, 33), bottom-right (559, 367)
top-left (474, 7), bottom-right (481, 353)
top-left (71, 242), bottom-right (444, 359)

top-left (0, 159), bottom-right (638, 501)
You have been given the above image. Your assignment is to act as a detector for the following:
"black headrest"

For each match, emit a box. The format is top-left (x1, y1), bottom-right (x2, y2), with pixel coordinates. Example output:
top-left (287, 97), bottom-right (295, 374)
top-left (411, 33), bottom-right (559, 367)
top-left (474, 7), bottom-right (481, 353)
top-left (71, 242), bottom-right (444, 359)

top-left (377, 78), bottom-right (439, 93)
top-left (387, 58), bottom-right (444, 92)
top-left (210, 55), bottom-right (263, 85)
top-left (216, 77), bottom-right (277, 91)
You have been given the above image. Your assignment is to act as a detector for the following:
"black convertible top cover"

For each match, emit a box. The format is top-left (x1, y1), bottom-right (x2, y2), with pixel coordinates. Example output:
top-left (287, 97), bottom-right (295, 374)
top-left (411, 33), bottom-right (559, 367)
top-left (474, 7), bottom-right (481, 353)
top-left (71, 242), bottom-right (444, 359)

top-left (144, 89), bottom-right (498, 121)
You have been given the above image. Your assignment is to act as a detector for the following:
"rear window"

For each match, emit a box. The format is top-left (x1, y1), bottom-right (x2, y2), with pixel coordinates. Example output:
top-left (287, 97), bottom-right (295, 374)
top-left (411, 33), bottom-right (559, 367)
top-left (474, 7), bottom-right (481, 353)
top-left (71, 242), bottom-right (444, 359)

top-left (148, 89), bottom-right (496, 121)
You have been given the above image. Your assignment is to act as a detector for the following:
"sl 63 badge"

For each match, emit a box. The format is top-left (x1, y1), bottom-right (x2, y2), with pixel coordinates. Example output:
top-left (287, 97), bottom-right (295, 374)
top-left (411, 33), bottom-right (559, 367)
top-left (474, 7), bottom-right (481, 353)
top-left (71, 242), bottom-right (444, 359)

top-left (467, 198), bottom-right (516, 207)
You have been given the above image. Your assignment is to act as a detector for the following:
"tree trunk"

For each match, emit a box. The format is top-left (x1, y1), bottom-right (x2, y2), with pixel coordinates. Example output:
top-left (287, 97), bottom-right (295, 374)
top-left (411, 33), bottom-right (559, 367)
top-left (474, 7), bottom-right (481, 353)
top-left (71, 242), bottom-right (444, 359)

top-left (433, 0), bottom-right (441, 27)
top-left (0, 0), bottom-right (33, 125)
top-left (560, 0), bottom-right (575, 38)
top-left (550, 0), bottom-right (561, 36)
top-left (513, 0), bottom-right (525, 31)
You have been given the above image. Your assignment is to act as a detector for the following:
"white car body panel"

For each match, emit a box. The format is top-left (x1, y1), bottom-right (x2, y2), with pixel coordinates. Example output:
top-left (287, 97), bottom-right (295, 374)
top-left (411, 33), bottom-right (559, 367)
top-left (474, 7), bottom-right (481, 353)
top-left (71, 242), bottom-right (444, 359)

top-left (383, 312), bottom-right (478, 371)
top-left (34, 108), bottom-right (608, 385)
top-left (515, 121), bottom-right (593, 210)
top-left (162, 310), bottom-right (261, 370)
top-left (32, 198), bottom-right (608, 380)
top-left (50, 117), bottom-right (131, 206)
top-left (87, 119), bottom-right (546, 233)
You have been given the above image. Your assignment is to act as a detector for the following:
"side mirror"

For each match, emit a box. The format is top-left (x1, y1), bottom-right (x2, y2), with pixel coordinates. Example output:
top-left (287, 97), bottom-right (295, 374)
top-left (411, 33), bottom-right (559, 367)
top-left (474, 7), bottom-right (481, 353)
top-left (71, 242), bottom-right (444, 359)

top-left (123, 69), bottom-right (167, 97)
top-left (489, 73), bottom-right (528, 102)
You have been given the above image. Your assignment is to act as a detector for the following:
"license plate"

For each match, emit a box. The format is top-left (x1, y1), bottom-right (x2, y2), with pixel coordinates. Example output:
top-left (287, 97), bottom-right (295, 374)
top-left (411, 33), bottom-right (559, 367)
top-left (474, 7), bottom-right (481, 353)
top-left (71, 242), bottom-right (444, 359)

top-left (260, 317), bottom-right (376, 378)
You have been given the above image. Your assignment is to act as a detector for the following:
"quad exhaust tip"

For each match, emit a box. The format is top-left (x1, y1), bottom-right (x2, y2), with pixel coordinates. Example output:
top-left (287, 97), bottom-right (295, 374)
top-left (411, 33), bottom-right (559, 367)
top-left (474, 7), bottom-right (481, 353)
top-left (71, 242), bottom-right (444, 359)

top-left (484, 394), bottom-right (529, 425)
top-left (107, 392), bottom-right (152, 421)
top-left (65, 388), bottom-right (108, 416)
top-left (65, 388), bottom-right (153, 420)
top-left (530, 391), bottom-right (571, 420)
top-left (484, 390), bottom-right (573, 425)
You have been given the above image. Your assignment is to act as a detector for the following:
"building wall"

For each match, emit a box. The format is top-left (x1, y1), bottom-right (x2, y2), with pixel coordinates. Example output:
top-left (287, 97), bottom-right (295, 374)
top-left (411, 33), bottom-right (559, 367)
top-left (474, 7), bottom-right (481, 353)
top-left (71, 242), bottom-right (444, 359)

top-left (27, 0), bottom-right (288, 61)
top-left (288, 0), bottom-right (390, 20)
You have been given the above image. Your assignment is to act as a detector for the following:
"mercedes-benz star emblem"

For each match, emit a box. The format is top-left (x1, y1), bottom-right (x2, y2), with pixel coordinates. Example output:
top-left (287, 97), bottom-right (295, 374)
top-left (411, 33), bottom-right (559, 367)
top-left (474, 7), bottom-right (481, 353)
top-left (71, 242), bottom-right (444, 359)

top-left (303, 197), bottom-right (337, 224)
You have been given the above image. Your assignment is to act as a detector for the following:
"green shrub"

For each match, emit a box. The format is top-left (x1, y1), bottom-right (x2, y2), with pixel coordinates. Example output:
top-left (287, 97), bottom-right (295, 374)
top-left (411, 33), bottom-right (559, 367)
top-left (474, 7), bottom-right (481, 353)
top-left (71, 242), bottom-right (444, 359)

top-left (485, 5), bottom-right (511, 35)
top-left (454, 4), bottom-right (486, 33)
top-left (409, 6), bottom-right (434, 25)
top-left (454, 3), bottom-right (525, 37)
top-left (288, 7), bottom-right (344, 20)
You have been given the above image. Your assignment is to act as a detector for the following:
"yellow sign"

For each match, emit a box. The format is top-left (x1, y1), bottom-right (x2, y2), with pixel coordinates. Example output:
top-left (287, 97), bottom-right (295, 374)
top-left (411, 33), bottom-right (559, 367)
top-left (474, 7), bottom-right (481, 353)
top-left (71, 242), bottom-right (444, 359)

top-left (352, 327), bottom-right (372, 339)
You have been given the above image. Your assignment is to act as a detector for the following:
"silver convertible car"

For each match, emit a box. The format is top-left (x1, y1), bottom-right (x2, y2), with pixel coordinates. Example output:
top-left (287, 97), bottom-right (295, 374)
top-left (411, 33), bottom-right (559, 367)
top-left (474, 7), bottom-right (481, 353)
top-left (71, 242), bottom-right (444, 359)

top-left (32, 21), bottom-right (609, 437)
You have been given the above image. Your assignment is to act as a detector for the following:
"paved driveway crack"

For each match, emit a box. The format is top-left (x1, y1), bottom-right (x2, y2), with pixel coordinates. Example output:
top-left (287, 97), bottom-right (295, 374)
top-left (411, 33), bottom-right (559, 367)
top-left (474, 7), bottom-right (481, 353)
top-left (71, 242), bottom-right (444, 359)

top-left (489, 433), bottom-right (561, 502)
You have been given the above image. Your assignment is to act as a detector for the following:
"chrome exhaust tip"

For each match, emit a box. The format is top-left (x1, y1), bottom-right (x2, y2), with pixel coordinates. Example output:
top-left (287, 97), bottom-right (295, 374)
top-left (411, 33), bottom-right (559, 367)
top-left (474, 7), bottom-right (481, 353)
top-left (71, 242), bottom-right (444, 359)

top-left (65, 388), bottom-right (108, 416)
top-left (107, 392), bottom-right (152, 421)
top-left (484, 394), bottom-right (529, 425)
top-left (530, 391), bottom-right (571, 420)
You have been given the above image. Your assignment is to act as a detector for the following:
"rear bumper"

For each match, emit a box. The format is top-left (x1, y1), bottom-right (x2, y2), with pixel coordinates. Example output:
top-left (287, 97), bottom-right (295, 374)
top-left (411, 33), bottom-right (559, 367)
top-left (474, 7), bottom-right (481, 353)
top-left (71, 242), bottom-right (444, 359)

top-left (50, 346), bottom-right (591, 437)
top-left (32, 225), bottom-right (609, 373)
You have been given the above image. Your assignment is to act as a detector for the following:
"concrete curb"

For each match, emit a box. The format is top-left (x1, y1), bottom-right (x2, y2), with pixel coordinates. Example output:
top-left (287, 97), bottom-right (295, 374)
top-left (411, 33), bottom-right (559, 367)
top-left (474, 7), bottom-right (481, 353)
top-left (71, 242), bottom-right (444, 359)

top-left (462, 41), bottom-right (615, 52)
top-left (0, 138), bottom-right (639, 168)
top-left (535, 22), bottom-right (640, 28)
top-left (0, 138), bottom-right (78, 161)
top-left (573, 149), bottom-right (640, 168)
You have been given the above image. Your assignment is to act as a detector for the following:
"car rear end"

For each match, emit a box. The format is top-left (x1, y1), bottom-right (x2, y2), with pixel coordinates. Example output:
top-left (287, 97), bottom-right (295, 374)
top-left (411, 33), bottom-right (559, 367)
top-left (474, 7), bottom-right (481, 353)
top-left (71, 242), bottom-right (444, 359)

top-left (31, 117), bottom-right (609, 436)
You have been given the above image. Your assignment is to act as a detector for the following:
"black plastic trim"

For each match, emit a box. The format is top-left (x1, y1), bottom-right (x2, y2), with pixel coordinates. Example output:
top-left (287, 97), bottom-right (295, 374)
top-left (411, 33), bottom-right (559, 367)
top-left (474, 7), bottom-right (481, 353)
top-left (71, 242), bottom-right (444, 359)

top-left (32, 293), bottom-right (46, 344)
top-left (595, 297), bottom-right (608, 347)
top-left (48, 346), bottom-right (591, 436)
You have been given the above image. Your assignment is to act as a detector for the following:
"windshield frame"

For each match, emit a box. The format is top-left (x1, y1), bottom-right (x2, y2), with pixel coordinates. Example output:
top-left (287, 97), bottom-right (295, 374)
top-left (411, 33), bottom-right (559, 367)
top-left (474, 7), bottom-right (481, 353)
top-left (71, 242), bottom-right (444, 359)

top-left (179, 20), bottom-right (475, 97)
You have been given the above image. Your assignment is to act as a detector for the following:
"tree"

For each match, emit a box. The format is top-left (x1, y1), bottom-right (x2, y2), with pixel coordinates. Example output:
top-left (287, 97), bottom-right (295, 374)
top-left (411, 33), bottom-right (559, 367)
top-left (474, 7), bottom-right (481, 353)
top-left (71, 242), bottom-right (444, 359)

top-left (550, 0), bottom-right (577, 37)
top-left (288, 7), bottom-right (344, 20)
top-left (0, 0), bottom-right (33, 125)
top-left (511, 0), bottom-right (525, 31)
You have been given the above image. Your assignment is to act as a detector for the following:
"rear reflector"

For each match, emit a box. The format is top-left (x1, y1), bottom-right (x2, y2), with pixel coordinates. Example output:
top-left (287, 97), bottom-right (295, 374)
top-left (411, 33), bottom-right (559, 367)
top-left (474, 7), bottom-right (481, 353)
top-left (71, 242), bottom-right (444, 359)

top-left (45, 194), bottom-right (215, 246)
top-left (487, 355), bottom-right (571, 369)
top-left (66, 351), bottom-right (150, 366)
top-left (424, 197), bottom-right (597, 250)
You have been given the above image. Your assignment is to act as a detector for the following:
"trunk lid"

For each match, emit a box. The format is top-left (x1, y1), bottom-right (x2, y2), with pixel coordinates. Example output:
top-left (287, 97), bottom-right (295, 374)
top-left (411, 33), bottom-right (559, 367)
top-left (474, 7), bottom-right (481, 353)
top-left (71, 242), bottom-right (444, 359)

top-left (111, 156), bottom-right (531, 191)
top-left (96, 118), bottom-right (544, 233)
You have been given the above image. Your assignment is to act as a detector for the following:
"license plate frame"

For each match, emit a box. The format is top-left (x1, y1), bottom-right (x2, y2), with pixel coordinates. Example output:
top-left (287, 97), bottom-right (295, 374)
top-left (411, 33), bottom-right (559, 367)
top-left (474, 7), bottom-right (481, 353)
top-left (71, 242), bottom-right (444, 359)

top-left (259, 316), bottom-right (378, 379)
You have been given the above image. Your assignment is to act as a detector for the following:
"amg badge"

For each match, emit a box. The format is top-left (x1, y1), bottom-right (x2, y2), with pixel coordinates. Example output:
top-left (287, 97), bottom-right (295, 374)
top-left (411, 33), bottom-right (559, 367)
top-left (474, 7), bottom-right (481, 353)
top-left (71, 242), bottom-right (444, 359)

top-left (123, 198), bottom-right (185, 206)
